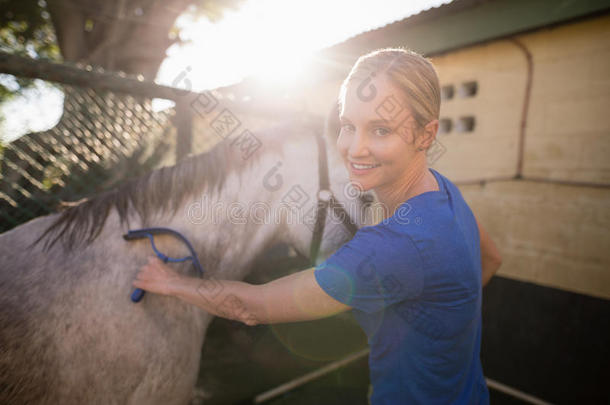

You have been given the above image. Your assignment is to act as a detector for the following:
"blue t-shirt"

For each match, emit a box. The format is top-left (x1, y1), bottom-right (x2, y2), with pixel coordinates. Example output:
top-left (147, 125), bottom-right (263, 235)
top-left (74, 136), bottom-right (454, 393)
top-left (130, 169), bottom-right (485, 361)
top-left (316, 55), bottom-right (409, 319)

top-left (314, 168), bottom-right (489, 404)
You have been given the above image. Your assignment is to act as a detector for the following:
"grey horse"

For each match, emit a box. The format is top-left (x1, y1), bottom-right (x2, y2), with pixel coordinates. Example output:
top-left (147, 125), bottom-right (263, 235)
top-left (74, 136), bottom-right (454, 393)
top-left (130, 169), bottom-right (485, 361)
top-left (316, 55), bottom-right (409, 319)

top-left (0, 120), bottom-right (373, 404)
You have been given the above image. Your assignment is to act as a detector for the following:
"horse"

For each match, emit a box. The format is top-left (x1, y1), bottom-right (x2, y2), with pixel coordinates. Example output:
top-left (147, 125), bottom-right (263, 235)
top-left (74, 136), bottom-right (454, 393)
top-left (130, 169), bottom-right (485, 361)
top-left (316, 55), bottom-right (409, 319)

top-left (0, 117), bottom-right (374, 404)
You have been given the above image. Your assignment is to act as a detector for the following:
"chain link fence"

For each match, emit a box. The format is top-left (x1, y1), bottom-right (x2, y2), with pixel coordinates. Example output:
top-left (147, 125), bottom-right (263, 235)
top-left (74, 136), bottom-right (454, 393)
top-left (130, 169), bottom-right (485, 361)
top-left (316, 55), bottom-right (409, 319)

top-left (0, 52), bottom-right (213, 233)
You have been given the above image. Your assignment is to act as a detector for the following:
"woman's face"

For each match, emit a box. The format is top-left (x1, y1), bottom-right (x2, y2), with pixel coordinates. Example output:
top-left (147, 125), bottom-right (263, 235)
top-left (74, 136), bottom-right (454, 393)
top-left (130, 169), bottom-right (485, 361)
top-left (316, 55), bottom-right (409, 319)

top-left (337, 74), bottom-right (422, 193)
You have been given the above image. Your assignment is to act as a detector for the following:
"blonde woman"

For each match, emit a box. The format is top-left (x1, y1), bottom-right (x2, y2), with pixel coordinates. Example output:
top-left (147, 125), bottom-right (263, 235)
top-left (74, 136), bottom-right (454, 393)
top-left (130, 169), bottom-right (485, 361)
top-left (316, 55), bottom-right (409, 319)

top-left (134, 48), bottom-right (502, 404)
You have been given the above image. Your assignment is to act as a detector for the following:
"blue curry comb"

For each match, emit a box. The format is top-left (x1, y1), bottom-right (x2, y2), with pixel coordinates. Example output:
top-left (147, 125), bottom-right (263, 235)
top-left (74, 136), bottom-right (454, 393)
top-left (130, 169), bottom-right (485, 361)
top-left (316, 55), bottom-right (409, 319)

top-left (123, 227), bottom-right (205, 303)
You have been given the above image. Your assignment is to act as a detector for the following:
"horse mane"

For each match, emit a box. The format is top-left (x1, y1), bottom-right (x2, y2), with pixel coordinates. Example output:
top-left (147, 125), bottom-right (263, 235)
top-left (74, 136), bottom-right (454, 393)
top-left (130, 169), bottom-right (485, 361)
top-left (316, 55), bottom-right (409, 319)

top-left (31, 118), bottom-right (323, 253)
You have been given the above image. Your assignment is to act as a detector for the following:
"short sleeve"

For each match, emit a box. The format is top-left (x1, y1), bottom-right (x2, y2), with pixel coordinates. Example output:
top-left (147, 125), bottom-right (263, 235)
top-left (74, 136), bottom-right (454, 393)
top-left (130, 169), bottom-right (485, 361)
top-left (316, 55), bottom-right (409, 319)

top-left (314, 225), bottom-right (425, 314)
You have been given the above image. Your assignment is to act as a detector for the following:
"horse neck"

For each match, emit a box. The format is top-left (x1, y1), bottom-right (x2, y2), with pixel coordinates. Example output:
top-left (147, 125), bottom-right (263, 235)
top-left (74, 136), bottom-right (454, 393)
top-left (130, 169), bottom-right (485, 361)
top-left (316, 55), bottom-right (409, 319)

top-left (266, 133), bottom-right (371, 262)
top-left (139, 150), bottom-right (303, 282)
top-left (114, 133), bottom-right (362, 281)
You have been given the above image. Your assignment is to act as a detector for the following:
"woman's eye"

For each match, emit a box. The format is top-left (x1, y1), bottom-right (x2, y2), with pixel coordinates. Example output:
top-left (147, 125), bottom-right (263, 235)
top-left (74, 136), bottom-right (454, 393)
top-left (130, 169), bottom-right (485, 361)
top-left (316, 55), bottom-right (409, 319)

top-left (373, 127), bottom-right (390, 137)
top-left (340, 124), bottom-right (355, 133)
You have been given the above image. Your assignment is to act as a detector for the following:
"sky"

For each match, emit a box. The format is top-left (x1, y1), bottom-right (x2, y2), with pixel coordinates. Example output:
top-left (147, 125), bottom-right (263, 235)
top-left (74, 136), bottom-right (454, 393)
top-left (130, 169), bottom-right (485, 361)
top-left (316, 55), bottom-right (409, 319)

top-left (0, 0), bottom-right (450, 142)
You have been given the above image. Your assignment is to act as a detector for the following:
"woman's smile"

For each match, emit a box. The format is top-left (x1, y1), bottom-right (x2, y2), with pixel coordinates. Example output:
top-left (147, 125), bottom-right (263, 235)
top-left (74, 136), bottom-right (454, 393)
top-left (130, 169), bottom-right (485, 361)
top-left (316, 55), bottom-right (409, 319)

top-left (349, 161), bottom-right (381, 175)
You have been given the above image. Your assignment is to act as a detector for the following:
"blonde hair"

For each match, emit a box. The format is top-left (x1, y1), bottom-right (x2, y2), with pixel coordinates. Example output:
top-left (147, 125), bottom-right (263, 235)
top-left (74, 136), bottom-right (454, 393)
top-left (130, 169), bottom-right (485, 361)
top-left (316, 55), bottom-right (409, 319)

top-left (339, 48), bottom-right (440, 130)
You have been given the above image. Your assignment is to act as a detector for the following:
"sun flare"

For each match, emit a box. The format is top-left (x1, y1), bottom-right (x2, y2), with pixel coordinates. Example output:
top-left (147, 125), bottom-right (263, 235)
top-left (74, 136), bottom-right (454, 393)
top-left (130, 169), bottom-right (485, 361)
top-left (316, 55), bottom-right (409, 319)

top-left (157, 0), bottom-right (451, 91)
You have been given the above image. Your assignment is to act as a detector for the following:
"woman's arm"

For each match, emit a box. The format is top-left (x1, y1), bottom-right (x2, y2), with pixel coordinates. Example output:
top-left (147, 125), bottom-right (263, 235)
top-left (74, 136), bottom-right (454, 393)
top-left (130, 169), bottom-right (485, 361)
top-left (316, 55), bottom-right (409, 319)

top-left (475, 216), bottom-right (503, 287)
top-left (132, 257), bottom-right (352, 325)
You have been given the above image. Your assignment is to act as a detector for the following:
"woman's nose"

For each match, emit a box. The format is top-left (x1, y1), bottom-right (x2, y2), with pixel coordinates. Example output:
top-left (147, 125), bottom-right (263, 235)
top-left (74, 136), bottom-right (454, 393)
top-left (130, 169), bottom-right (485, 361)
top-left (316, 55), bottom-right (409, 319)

top-left (348, 131), bottom-right (370, 158)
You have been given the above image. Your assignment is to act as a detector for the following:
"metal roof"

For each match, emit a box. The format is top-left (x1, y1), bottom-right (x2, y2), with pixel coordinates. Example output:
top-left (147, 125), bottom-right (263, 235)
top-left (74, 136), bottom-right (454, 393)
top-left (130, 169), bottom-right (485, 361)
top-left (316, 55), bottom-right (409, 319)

top-left (318, 0), bottom-right (610, 66)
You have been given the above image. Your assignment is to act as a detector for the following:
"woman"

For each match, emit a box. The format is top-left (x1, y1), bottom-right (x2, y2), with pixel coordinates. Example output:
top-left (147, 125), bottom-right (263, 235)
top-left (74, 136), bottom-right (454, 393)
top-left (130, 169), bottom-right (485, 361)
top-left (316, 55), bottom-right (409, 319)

top-left (133, 48), bottom-right (502, 404)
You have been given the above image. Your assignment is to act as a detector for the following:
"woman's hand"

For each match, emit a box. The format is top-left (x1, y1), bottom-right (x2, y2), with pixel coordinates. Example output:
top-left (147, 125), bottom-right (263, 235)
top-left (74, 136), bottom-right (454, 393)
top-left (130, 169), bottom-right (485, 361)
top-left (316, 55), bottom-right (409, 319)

top-left (132, 256), bottom-right (185, 296)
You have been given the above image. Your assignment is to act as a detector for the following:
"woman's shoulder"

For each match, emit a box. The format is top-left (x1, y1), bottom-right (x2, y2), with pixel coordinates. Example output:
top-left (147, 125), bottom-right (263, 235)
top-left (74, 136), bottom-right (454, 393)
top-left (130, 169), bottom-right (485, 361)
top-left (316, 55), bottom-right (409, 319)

top-left (352, 218), bottom-right (421, 259)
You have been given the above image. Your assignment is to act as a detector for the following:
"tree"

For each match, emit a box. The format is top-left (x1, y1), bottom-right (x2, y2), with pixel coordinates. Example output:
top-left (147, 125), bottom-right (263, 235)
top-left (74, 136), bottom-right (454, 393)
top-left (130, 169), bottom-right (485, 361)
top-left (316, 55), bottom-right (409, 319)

top-left (0, 0), bottom-right (244, 86)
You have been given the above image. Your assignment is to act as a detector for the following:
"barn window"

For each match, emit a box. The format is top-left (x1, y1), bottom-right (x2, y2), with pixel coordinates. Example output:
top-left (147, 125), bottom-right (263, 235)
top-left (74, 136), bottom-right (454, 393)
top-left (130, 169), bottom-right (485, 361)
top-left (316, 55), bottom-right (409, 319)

top-left (441, 85), bottom-right (454, 101)
top-left (456, 116), bottom-right (476, 132)
top-left (438, 118), bottom-right (452, 134)
top-left (459, 81), bottom-right (478, 98)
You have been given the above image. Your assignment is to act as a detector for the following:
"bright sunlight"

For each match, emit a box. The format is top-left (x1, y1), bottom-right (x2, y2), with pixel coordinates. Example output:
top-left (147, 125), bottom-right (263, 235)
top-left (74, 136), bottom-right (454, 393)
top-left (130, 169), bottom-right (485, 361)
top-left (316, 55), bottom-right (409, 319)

top-left (156, 0), bottom-right (451, 91)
